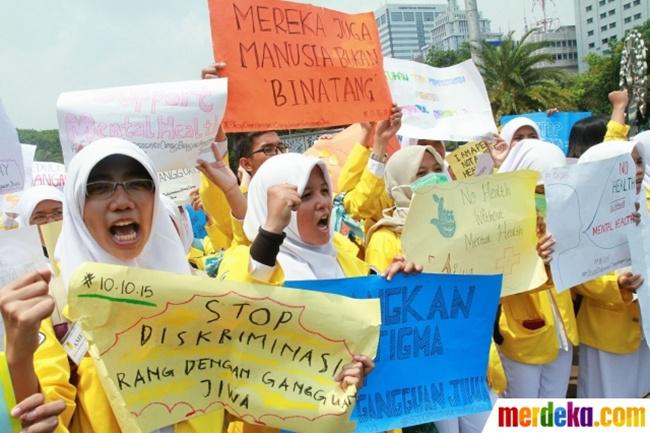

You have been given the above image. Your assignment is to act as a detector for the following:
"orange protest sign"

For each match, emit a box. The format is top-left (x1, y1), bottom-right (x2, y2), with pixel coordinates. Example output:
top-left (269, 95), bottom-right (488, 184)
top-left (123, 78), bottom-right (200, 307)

top-left (208, 0), bottom-right (393, 132)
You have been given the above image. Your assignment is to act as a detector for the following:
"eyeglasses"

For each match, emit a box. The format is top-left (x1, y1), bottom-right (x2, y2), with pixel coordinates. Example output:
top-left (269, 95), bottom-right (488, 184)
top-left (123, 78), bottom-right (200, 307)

top-left (86, 179), bottom-right (155, 199)
top-left (249, 142), bottom-right (288, 157)
top-left (31, 209), bottom-right (63, 225)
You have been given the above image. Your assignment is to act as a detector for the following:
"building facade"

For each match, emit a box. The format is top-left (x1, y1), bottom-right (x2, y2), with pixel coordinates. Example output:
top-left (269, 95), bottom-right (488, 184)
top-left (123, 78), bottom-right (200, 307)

top-left (529, 25), bottom-right (579, 73)
top-left (574, 0), bottom-right (650, 72)
top-left (430, 0), bottom-right (501, 51)
top-left (374, 3), bottom-right (448, 59)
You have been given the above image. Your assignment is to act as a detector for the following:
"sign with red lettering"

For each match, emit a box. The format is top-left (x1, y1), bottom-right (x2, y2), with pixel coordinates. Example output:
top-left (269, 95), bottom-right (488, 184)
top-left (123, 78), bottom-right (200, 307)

top-left (208, 0), bottom-right (393, 132)
top-left (32, 162), bottom-right (66, 190)
top-left (543, 153), bottom-right (638, 291)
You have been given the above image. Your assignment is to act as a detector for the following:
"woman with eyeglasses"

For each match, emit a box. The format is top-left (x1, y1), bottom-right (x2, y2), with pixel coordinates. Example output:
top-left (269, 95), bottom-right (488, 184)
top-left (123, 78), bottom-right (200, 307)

top-left (9, 138), bottom-right (225, 433)
top-left (16, 185), bottom-right (64, 227)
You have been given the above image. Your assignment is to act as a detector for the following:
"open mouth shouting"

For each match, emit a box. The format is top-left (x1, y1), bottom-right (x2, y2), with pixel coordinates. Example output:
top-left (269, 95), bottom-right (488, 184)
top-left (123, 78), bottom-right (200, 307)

top-left (316, 213), bottom-right (330, 232)
top-left (109, 220), bottom-right (140, 246)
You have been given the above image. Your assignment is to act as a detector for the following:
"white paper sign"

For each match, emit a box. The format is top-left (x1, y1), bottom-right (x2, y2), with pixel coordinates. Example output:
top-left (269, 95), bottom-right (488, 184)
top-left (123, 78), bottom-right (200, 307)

top-left (32, 161), bottom-right (66, 190)
top-left (0, 99), bottom-right (25, 195)
top-left (21, 144), bottom-right (36, 186)
top-left (627, 210), bottom-right (650, 349)
top-left (544, 154), bottom-right (637, 291)
top-left (384, 58), bottom-right (497, 141)
top-left (56, 79), bottom-right (228, 172)
top-left (158, 167), bottom-right (200, 205)
top-left (0, 225), bottom-right (49, 287)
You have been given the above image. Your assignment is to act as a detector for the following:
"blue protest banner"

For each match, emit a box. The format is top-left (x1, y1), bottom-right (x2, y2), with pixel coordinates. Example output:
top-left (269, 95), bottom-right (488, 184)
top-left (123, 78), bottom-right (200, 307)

top-left (500, 111), bottom-right (591, 155)
top-left (285, 272), bottom-right (502, 432)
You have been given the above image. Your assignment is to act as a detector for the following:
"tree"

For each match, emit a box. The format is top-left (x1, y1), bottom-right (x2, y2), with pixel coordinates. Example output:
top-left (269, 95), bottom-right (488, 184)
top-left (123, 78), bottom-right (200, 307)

top-left (17, 129), bottom-right (63, 163)
top-left (475, 29), bottom-right (574, 118)
top-left (424, 43), bottom-right (471, 68)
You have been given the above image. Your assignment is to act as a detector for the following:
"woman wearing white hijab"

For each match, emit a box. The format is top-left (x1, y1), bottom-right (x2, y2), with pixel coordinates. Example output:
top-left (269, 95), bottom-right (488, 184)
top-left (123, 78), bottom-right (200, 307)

top-left (490, 117), bottom-right (542, 168)
top-left (574, 139), bottom-right (650, 398)
top-left (16, 185), bottom-right (64, 226)
top-left (633, 130), bottom-right (650, 194)
top-left (55, 138), bottom-right (190, 286)
top-left (496, 139), bottom-right (579, 399)
top-left (23, 138), bottom-right (222, 433)
top-left (219, 152), bottom-right (420, 433)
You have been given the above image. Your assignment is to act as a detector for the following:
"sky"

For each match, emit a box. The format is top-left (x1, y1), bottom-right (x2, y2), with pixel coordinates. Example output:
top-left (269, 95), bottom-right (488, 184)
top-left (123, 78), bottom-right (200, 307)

top-left (0, 0), bottom-right (575, 130)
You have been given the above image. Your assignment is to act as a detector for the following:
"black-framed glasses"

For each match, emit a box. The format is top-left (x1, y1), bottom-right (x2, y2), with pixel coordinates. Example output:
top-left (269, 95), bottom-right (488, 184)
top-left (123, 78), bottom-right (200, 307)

top-left (86, 179), bottom-right (155, 199)
top-left (249, 142), bottom-right (289, 157)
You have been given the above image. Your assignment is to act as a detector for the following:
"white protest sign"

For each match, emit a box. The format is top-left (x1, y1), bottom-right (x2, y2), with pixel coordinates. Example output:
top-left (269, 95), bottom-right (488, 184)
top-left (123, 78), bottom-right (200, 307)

top-left (0, 225), bottom-right (49, 287)
top-left (0, 99), bottom-right (25, 195)
top-left (158, 167), bottom-right (200, 205)
top-left (56, 79), bottom-right (228, 172)
top-left (21, 144), bottom-right (36, 187)
top-left (627, 208), bottom-right (650, 349)
top-left (32, 161), bottom-right (66, 190)
top-left (384, 58), bottom-right (497, 141)
top-left (544, 154), bottom-right (637, 291)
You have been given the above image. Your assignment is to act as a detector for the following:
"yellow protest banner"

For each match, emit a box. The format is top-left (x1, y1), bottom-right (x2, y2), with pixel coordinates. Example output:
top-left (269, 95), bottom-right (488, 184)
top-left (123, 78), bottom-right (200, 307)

top-left (67, 263), bottom-right (380, 433)
top-left (445, 141), bottom-right (490, 180)
top-left (402, 171), bottom-right (547, 297)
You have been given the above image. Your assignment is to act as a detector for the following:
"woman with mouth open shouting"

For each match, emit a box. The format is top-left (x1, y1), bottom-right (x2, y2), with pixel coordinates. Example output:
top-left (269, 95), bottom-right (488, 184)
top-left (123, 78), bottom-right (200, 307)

top-left (216, 151), bottom-right (423, 433)
top-left (13, 138), bottom-right (224, 433)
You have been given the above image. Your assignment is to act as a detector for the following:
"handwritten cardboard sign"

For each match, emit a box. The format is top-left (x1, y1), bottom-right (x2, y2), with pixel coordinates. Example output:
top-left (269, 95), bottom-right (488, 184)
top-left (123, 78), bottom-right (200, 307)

top-left (0, 225), bottom-right (49, 287)
top-left (208, 0), bottom-right (393, 132)
top-left (67, 263), bottom-right (381, 433)
top-left (158, 168), bottom-right (200, 205)
top-left (285, 272), bottom-right (501, 432)
top-left (402, 171), bottom-right (547, 297)
top-left (544, 154), bottom-right (637, 291)
top-left (0, 100), bottom-right (25, 195)
top-left (445, 141), bottom-right (491, 180)
top-left (500, 112), bottom-right (592, 155)
top-left (56, 79), bottom-right (227, 172)
top-left (32, 162), bottom-right (66, 190)
top-left (384, 58), bottom-right (497, 142)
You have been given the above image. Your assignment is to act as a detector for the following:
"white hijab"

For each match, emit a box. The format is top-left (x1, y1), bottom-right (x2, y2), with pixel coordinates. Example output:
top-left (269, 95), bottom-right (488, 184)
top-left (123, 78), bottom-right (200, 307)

top-left (244, 153), bottom-right (344, 281)
top-left (501, 117), bottom-right (542, 145)
top-left (161, 196), bottom-right (194, 253)
top-left (498, 139), bottom-right (567, 174)
top-left (633, 131), bottom-right (650, 190)
top-left (577, 140), bottom-right (643, 164)
top-left (55, 138), bottom-right (191, 286)
top-left (16, 185), bottom-right (64, 226)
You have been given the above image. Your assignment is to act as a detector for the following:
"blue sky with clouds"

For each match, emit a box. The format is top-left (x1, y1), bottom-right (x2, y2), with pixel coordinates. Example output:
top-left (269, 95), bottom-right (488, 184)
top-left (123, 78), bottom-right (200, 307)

top-left (0, 0), bottom-right (574, 130)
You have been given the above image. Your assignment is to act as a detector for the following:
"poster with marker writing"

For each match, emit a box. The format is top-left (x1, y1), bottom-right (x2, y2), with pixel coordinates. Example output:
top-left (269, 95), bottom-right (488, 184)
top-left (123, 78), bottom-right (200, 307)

top-left (208, 0), bottom-right (393, 131)
top-left (0, 99), bottom-right (25, 195)
top-left (285, 273), bottom-right (502, 433)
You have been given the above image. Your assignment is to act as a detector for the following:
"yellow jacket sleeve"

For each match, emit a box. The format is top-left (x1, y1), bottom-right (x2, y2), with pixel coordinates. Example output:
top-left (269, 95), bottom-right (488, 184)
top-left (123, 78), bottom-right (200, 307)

top-left (33, 319), bottom-right (76, 433)
top-left (230, 217), bottom-right (250, 248)
top-left (365, 228), bottom-right (401, 273)
top-left (199, 171), bottom-right (234, 251)
top-left (338, 143), bottom-right (370, 193)
top-left (343, 166), bottom-right (393, 222)
top-left (604, 120), bottom-right (630, 142)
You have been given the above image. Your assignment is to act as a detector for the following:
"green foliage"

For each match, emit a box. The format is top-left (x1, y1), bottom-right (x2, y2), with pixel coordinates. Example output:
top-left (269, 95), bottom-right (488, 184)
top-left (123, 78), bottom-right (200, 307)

top-left (424, 43), bottom-right (471, 67)
top-left (17, 129), bottom-right (63, 163)
top-left (475, 29), bottom-right (574, 118)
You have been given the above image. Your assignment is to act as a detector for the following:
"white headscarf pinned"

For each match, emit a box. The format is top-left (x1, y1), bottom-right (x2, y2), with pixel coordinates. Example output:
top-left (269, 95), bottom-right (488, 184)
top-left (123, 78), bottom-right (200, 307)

top-left (161, 196), bottom-right (194, 253)
top-left (501, 117), bottom-right (542, 146)
top-left (244, 153), bottom-right (344, 281)
top-left (55, 138), bottom-right (190, 286)
top-left (498, 139), bottom-right (566, 174)
top-left (577, 140), bottom-right (643, 165)
top-left (16, 185), bottom-right (64, 226)
top-left (633, 131), bottom-right (650, 190)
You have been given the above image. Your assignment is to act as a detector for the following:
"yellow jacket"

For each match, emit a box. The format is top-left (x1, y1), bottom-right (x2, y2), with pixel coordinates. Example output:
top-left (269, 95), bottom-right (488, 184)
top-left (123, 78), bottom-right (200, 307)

top-left (200, 173), bottom-right (235, 251)
top-left (499, 282), bottom-right (579, 364)
top-left (34, 322), bottom-right (225, 432)
top-left (217, 239), bottom-right (397, 433)
top-left (604, 120), bottom-right (630, 142)
top-left (363, 230), bottom-right (507, 394)
top-left (574, 273), bottom-right (641, 354)
top-left (338, 143), bottom-right (393, 225)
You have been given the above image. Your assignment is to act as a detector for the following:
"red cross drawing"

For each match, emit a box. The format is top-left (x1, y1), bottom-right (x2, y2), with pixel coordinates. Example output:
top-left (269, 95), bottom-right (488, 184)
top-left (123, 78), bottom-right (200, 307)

top-left (496, 247), bottom-right (521, 275)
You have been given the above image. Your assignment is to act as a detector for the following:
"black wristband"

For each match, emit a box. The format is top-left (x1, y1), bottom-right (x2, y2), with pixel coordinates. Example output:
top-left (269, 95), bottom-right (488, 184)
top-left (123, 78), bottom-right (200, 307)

top-left (250, 227), bottom-right (286, 267)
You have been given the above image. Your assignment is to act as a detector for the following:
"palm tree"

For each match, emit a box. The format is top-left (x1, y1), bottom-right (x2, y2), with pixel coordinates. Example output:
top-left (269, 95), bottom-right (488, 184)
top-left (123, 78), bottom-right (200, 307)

top-left (475, 29), bottom-right (574, 118)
